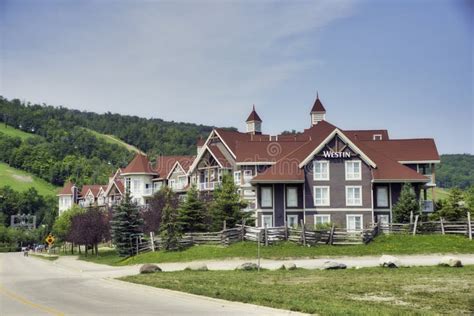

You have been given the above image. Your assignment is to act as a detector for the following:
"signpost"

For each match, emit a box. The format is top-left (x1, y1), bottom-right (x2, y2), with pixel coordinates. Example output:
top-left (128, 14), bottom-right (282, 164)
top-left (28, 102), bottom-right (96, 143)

top-left (45, 234), bottom-right (55, 246)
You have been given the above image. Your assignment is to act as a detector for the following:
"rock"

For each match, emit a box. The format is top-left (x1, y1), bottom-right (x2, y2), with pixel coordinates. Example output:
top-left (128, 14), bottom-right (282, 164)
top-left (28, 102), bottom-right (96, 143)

top-left (321, 261), bottom-right (347, 270)
top-left (439, 256), bottom-right (463, 267)
top-left (139, 264), bottom-right (161, 274)
top-left (284, 263), bottom-right (297, 270)
top-left (237, 262), bottom-right (258, 271)
top-left (185, 263), bottom-right (208, 271)
top-left (379, 255), bottom-right (401, 268)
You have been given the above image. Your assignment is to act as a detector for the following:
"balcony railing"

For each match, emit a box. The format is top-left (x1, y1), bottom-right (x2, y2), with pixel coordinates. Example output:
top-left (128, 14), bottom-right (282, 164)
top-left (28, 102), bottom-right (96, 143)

top-left (170, 182), bottom-right (187, 191)
top-left (421, 200), bottom-right (434, 213)
top-left (198, 181), bottom-right (221, 191)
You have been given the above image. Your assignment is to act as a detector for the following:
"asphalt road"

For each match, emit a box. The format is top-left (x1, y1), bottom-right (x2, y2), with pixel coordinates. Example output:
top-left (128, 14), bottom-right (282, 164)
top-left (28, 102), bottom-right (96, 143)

top-left (0, 253), bottom-right (303, 316)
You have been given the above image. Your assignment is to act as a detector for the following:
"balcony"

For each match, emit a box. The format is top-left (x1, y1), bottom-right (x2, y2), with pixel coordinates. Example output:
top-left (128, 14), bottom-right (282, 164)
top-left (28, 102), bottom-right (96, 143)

top-left (170, 182), bottom-right (187, 191)
top-left (421, 200), bottom-right (434, 213)
top-left (198, 181), bottom-right (221, 191)
top-left (423, 174), bottom-right (436, 187)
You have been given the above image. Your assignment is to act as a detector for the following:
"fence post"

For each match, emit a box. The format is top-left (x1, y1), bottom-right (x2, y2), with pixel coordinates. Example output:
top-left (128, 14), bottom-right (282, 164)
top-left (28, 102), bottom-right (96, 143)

top-left (223, 220), bottom-right (226, 231)
top-left (284, 220), bottom-right (288, 241)
top-left (241, 220), bottom-right (246, 242)
top-left (410, 211), bottom-right (414, 224)
top-left (412, 215), bottom-right (419, 236)
top-left (136, 236), bottom-right (139, 255)
top-left (440, 218), bottom-right (445, 235)
top-left (264, 224), bottom-right (268, 246)
top-left (329, 224), bottom-right (335, 245)
top-left (257, 231), bottom-right (261, 272)
top-left (300, 220), bottom-right (306, 246)
top-left (467, 212), bottom-right (472, 241)
top-left (150, 232), bottom-right (155, 252)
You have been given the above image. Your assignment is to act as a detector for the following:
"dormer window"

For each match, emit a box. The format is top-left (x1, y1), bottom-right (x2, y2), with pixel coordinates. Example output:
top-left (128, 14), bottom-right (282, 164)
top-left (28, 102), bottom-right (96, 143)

top-left (373, 134), bottom-right (382, 140)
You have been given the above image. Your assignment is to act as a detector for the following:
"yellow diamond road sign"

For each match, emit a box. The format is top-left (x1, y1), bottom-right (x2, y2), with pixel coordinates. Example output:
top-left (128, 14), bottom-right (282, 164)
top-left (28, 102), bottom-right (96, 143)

top-left (45, 234), bottom-right (55, 245)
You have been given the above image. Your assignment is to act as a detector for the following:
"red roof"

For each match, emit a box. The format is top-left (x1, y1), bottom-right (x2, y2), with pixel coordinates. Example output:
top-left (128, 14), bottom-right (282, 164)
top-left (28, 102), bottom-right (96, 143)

top-left (58, 181), bottom-right (75, 195)
top-left (311, 95), bottom-right (326, 113)
top-left (155, 155), bottom-right (195, 179)
top-left (81, 185), bottom-right (104, 197)
top-left (122, 153), bottom-right (157, 175)
top-left (208, 145), bottom-right (232, 168)
top-left (359, 139), bottom-right (440, 162)
top-left (344, 130), bottom-right (390, 141)
top-left (246, 105), bottom-right (262, 122)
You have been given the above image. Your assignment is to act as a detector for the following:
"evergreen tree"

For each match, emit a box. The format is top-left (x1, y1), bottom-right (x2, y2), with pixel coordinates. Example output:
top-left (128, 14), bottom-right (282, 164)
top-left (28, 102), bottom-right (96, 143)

top-left (159, 187), bottom-right (182, 250)
top-left (393, 183), bottom-right (420, 223)
top-left (210, 173), bottom-right (249, 231)
top-left (110, 192), bottom-right (143, 257)
top-left (438, 188), bottom-right (467, 221)
top-left (179, 185), bottom-right (208, 232)
top-left (464, 186), bottom-right (474, 214)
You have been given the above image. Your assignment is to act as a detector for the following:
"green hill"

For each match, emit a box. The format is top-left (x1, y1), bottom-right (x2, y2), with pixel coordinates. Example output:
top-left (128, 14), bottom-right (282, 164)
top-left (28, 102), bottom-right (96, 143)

top-left (0, 124), bottom-right (39, 141)
top-left (0, 162), bottom-right (58, 196)
top-left (83, 128), bottom-right (143, 154)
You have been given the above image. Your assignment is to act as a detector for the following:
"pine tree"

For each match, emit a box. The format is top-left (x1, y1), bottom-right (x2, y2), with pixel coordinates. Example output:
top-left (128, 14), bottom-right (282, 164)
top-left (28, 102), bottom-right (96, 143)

top-left (439, 188), bottom-right (468, 221)
top-left (393, 183), bottom-right (420, 223)
top-left (210, 173), bottom-right (249, 231)
top-left (111, 192), bottom-right (143, 257)
top-left (159, 187), bottom-right (182, 250)
top-left (179, 185), bottom-right (208, 232)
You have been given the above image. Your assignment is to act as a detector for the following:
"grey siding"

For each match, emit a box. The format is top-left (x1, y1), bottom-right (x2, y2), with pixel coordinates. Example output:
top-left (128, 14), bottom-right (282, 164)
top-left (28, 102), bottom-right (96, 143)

top-left (274, 184), bottom-right (285, 226)
top-left (305, 210), bottom-right (372, 229)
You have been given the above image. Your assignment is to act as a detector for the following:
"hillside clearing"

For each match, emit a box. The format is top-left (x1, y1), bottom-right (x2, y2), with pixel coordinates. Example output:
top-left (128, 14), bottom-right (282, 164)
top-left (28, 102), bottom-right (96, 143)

top-left (0, 124), bottom-right (39, 140)
top-left (83, 128), bottom-right (143, 154)
top-left (0, 162), bottom-right (58, 196)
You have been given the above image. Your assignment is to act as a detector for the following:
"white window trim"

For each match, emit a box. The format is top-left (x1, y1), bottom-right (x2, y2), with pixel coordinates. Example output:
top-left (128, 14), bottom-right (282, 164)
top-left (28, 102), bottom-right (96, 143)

top-left (286, 214), bottom-right (298, 228)
top-left (346, 185), bottom-right (363, 206)
top-left (313, 186), bottom-right (330, 206)
top-left (314, 214), bottom-right (331, 226)
top-left (373, 134), bottom-right (383, 140)
top-left (243, 170), bottom-right (253, 177)
top-left (345, 160), bottom-right (362, 181)
top-left (313, 160), bottom-right (330, 181)
top-left (234, 171), bottom-right (241, 184)
top-left (261, 187), bottom-right (273, 208)
top-left (346, 214), bottom-right (363, 232)
top-left (286, 186), bottom-right (298, 208)
top-left (262, 214), bottom-right (273, 227)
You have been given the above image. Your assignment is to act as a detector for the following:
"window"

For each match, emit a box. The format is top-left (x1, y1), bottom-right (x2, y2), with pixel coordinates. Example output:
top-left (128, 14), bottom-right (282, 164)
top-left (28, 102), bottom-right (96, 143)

top-left (377, 214), bottom-right (389, 225)
top-left (313, 186), bottom-right (330, 206)
top-left (345, 161), bottom-right (361, 180)
top-left (153, 182), bottom-right (162, 191)
top-left (244, 170), bottom-right (253, 177)
top-left (314, 214), bottom-right (331, 226)
top-left (125, 177), bottom-right (131, 192)
top-left (261, 187), bottom-right (273, 208)
top-left (133, 180), bottom-right (141, 193)
top-left (169, 179), bottom-right (176, 189)
top-left (234, 171), bottom-right (241, 185)
top-left (286, 187), bottom-right (298, 207)
top-left (373, 134), bottom-right (383, 140)
top-left (178, 176), bottom-right (187, 185)
top-left (346, 186), bottom-right (362, 206)
top-left (347, 215), bottom-right (363, 231)
top-left (287, 215), bottom-right (298, 228)
top-left (313, 160), bottom-right (329, 180)
top-left (376, 187), bottom-right (389, 207)
top-left (262, 215), bottom-right (273, 228)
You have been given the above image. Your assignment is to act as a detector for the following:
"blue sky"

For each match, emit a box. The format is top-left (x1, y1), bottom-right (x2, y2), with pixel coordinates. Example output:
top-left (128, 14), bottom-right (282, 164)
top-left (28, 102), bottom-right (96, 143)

top-left (1, 0), bottom-right (472, 154)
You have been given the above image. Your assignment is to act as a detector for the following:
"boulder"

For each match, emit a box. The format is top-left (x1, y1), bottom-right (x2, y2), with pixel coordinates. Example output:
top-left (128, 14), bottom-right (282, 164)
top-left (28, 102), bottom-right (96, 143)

top-left (284, 263), bottom-right (297, 270)
top-left (439, 256), bottom-right (463, 267)
top-left (379, 255), bottom-right (401, 268)
top-left (139, 264), bottom-right (161, 274)
top-left (185, 263), bottom-right (208, 271)
top-left (321, 261), bottom-right (347, 270)
top-left (237, 262), bottom-right (259, 271)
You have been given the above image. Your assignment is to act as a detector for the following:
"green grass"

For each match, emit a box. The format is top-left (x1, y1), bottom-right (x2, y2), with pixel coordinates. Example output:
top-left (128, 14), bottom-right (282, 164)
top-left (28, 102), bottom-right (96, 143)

top-left (30, 253), bottom-right (59, 261)
top-left (79, 234), bottom-right (474, 266)
top-left (83, 128), bottom-right (142, 153)
top-left (121, 266), bottom-right (474, 315)
top-left (427, 187), bottom-right (450, 201)
top-left (0, 162), bottom-right (58, 196)
top-left (0, 124), bottom-right (39, 141)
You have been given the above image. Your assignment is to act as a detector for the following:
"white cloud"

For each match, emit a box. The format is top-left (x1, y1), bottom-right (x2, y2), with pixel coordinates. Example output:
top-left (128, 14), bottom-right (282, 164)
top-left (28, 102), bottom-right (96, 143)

top-left (2, 0), bottom-right (355, 129)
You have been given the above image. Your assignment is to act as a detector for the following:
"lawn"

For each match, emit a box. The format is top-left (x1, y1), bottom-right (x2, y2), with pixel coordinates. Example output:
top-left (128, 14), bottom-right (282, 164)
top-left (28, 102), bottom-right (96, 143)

top-left (83, 128), bottom-right (143, 154)
top-left (0, 124), bottom-right (39, 141)
top-left (0, 162), bottom-right (58, 196)
top-left (79, 234), bottom-right (474, 266)
top-left (121, 265), bottom-right (474, 315)
top-left (427, 187), bottom-right (450, 201)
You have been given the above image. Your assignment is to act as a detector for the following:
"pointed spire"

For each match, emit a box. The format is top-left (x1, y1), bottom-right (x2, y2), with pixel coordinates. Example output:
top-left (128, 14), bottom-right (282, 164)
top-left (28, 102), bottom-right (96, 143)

top-left (246, 104), bottom-right (262, 122)
top-left (311, 92), bottom-right (326, 113)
